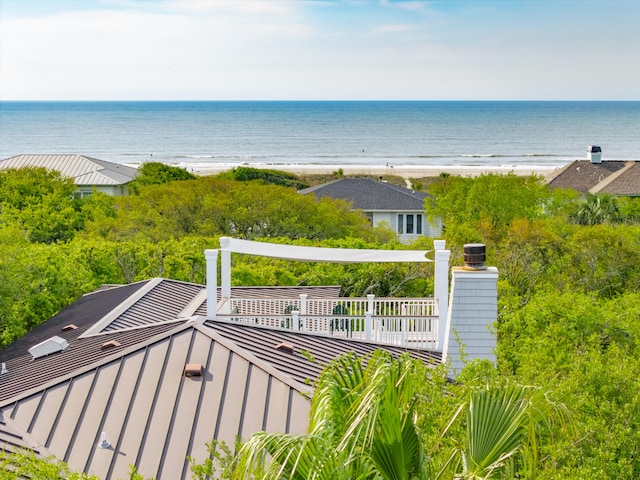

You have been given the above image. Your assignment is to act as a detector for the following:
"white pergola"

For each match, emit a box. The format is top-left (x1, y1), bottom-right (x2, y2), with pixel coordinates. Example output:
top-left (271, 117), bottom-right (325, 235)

top-left (205, 237), bottom-right (451, 348)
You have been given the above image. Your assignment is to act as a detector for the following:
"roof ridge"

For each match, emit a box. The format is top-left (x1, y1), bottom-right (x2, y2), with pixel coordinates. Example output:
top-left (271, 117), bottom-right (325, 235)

top-left (0, 321), bottom-right (193, 408)
top-left (589, 161), bottom-right (637, 194)
top-left (193, 321), bottom-right (312, 394)
top-left (0, 320), bottom-right (312, 410)
top-left (80, 278), bottom-right (165, 337)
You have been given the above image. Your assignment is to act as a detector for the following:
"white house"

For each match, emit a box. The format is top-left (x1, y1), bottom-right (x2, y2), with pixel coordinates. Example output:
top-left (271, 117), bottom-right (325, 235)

top-left (299, 178), bottom-right (442, 243)
top-left (0, 154), bottom-right (138, 197)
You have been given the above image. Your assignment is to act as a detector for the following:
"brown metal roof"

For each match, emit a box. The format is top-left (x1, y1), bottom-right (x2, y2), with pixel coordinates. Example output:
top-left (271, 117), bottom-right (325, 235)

top-left (0, 410), bottom-right (52, 455)
top-left (0, 322), bottom-right (180, 403)
top-left (206, 320), bottom-right (441, 386)
top-left (0, 282), bottom-right (149, 367)
top-left (1, 323), bottom-right (311, 480)
top-left (0, 278), bottom-right (440, 478)
top-left (0, 280), bottom-right (345, 403)
top-left (98, 279), bottom-right (204, 333)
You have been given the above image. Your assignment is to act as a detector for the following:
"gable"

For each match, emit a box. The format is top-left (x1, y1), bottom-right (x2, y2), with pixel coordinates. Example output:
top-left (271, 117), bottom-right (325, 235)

top-left (0, 273), bottom-right (442, 478)
top-left (0, 323), bottom-right (310, 480)
top-left (300, 178), bottom-right (428, 211)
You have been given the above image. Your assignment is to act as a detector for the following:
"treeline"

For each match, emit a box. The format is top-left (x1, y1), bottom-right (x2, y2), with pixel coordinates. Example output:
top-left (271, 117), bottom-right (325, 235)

top-left (0, 166), bottom-right (425, 346)
top-left (2, 165), bottom-right (640, 477)
top-left (425, 172), bottom-right (640, 478)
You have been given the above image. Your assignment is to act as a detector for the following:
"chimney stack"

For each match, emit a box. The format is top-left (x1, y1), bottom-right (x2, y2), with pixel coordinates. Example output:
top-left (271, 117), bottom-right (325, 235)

top-left (588, 145), bottom-right (602, 164)
top-left (463, 243), bottom-right (486, 270)
top-left (443, 244), bottom-right (497, 376)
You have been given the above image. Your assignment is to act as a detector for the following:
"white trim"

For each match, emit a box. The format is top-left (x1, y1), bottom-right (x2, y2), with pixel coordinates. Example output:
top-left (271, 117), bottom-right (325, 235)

top-left (218, 237), bottom-right (432, 263)
top-left (80, 278), bottom-right (164, 338)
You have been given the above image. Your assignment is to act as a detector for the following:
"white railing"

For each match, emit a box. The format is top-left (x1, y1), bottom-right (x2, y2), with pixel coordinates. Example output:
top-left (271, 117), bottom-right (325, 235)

top-left (217, 295), bottom-right (439, 349)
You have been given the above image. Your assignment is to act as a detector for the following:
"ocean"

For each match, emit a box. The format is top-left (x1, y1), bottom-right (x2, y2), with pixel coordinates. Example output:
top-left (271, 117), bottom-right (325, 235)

top-left (0, 101), bottom-right (638, 170)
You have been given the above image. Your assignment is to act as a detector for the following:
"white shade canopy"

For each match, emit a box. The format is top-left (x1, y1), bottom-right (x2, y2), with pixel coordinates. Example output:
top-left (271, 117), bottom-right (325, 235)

top-left (217, 237), bottom-right (432, 263)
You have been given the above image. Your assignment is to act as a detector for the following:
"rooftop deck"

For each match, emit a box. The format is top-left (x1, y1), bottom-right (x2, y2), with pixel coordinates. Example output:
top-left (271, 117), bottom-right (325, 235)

top-left (216, 294), bottom-right (439, 349)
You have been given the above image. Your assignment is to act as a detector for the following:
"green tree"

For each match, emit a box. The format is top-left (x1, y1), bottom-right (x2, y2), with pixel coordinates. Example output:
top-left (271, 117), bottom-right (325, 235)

top-left (231, 353), bottom-right (558, 480)
top-left (217, 166), bottom-right (309, 189)
top-left (97, 177), bottom-right (372, 242)
top-left (425, 173), bottom-right (549, 244)
top-left (0, 167), bottom-right (82, 243)
top-left (129, 161), bottom-right (196, 193)
top-left (0, 449), bottom-right (99, 479)
top-left (571, 194), bottom-right (620, 225)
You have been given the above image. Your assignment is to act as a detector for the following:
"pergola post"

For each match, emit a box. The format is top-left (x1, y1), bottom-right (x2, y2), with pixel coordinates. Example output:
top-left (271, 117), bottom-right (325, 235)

top-left (219, 237), bottom-right (232, 300)
top-left (204, 249), bottom-right (219, 319)
top-left (433, 240), bottom-right (451, 351)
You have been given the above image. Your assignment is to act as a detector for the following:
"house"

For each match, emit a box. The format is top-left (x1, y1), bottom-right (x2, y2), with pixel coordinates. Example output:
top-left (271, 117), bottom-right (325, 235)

top-left (0, 154), bottom-right (138, 197)
top-left (0, 238), bottom-right (497, 479)
top-left (547, 147), bottom-right (640, 196)
top-left (299, 178), bottom-right (442, 242)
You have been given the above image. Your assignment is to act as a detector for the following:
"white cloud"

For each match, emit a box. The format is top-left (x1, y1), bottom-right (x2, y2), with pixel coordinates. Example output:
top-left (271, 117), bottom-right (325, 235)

top-left (371, 23), bottom-right (415, 34)
top-left (0, 0), bottom-right (638, 100)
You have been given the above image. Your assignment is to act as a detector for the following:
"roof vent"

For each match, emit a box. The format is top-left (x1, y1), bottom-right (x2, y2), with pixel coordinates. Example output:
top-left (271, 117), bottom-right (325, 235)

top-left (463, 244), bottom-right (487, 270)
top-left (274, 342), bottom-right (295, 354)
top-left (101, 340), bottom-right (121, 350)
top-left (28, 336), bottom-right (69, 360)
top-left (184, 363), bottom-right (204, 377)
top-left (98, 432), bottom-right (111, 449)
top-left (1, 363), bottom-right (7, 375)
top-left (62, 324), bottom-right (78, 331)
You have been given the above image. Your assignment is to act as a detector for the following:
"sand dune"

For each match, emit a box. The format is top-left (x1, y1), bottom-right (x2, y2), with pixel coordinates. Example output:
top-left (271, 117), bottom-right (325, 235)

top-left (195, 163), bottom-right (559, 179)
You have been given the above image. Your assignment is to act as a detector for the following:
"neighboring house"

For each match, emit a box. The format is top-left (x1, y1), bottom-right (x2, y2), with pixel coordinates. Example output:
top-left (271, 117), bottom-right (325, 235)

top-left (547, 159), bottom-right (640, 196)
top-left (0, 238), bottom-right (497, 480)
top-left (0, 154), bottom-right (138, 197)
top-left (299, 178), bottom-right (442, 242)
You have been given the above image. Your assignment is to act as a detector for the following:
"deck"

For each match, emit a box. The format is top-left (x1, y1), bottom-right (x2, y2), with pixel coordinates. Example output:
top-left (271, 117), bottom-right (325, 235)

top-left (215, 294), bottom-right (439, 349)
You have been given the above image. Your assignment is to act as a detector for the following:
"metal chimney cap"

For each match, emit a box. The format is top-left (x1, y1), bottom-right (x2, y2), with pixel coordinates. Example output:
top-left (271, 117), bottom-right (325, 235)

top-left (463, 243), bottom-right (486, 270)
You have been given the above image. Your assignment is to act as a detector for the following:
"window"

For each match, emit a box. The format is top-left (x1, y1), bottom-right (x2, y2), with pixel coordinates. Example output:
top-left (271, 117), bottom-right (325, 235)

top-left (397, 214), bottom-right (423, 236)
top-left (406, 215), bottom-right (414, 234)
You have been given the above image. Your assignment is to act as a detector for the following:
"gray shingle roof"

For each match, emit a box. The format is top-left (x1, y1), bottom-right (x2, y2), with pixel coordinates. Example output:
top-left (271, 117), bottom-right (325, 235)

top-left (591, 162), bottom-right (640, 196)
top-left (299, 178), bottom-right (429, 211)
top-left (0, 154), bottom-right (138, 186)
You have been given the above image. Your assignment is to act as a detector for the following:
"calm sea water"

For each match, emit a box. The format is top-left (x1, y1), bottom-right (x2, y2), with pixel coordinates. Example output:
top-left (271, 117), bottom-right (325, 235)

top-left (0, 101), bottom-right (638, 169)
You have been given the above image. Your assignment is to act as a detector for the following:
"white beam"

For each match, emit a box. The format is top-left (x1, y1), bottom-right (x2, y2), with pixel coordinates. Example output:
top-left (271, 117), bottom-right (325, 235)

top-left (218, 237), bottom-right (432, 263)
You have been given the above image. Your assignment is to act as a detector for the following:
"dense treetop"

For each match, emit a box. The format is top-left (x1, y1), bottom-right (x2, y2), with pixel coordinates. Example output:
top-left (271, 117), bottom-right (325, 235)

top-left (1, 166), bottom-right (640, 477)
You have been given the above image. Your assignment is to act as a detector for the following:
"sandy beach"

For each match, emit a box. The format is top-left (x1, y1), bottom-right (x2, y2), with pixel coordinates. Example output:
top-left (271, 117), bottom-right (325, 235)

top-left (195, 164), bottom-right (560, 179)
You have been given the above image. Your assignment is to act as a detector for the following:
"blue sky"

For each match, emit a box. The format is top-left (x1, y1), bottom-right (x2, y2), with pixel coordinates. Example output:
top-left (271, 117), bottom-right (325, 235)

top-left (0, 0), bottom-right (638, 100)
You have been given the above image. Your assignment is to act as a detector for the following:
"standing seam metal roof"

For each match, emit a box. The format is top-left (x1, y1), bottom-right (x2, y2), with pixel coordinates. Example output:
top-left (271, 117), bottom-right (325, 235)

top-left (0, 154), bottom-right (138, 186)
top-left (1, 322), bottom-right (311, 480)
top-left (0, 277), bottom-right (442, 479)
top-left (206, 319), bottom-right (441, 386)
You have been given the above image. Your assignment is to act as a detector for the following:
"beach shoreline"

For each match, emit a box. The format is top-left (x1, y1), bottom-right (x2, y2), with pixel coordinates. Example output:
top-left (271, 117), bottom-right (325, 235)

top-left (194, 164), bottom-right (560, 179)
